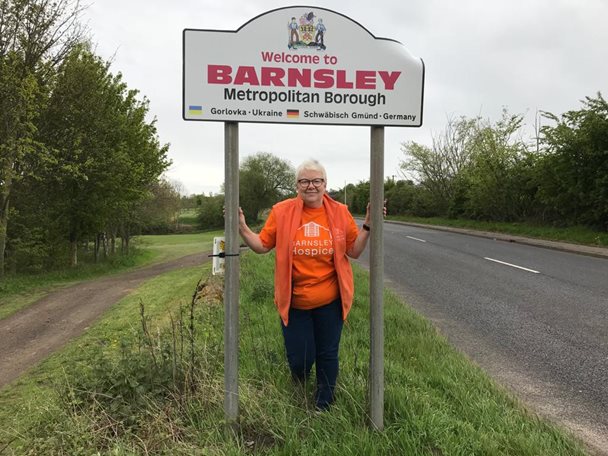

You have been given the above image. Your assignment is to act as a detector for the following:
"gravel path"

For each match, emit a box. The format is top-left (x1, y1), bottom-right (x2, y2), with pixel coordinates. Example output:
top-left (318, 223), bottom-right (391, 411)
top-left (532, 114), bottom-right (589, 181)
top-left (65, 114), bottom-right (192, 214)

top-left (0, 252), bottom-right (209, 388)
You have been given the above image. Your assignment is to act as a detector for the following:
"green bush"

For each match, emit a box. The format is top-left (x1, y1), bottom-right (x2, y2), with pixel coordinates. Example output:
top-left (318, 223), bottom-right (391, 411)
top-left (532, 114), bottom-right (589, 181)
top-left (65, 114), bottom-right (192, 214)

top-left (197, 194), bottom-right (224, 230)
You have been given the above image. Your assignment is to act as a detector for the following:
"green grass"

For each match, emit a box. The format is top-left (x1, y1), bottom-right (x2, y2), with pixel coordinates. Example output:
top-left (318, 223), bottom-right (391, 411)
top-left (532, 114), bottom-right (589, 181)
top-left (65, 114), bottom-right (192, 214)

top-left (178, 208), bottom-right (199, 226)
top-left (0, 252), bottom-right (587, 455)
top-left (0, 231), bottom-right (221, 320)
top-left (388, 215), bottom-right (608, 247)
top-left (137, 232), bottom-right (218, 262)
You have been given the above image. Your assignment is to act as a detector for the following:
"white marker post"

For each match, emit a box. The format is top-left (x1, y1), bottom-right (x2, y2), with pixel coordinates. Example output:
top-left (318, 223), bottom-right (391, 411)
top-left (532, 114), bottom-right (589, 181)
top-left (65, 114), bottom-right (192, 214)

top-left (212, 237), bottom-right (226, 275)
top-left (183, 6), bottom-right (424, 430)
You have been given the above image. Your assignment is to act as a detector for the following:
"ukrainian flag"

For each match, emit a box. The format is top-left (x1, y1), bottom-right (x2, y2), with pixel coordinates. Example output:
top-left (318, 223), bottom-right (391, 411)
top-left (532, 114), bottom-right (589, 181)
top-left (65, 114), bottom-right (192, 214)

top-left (189, 105), bottom-right (203, 115)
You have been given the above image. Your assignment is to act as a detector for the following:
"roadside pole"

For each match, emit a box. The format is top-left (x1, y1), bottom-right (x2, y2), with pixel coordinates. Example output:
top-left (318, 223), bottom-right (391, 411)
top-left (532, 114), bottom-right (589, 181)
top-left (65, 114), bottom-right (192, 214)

top-left (369, 126), bottom-right (385, 430)
top-left (224, 121), bottom-right (240, 425)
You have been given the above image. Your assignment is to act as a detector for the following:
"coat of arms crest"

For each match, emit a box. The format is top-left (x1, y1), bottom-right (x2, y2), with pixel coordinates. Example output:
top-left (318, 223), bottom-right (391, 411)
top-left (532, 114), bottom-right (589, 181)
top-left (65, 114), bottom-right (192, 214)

top-left (287, 11), bottom-right (327, 50)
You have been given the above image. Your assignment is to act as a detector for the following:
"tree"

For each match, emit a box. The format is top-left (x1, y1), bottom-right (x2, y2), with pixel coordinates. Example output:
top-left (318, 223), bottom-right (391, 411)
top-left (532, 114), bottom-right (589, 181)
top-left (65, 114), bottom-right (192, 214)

top-left (0, 52), bottom-right (41, 275)
top-left (0, 0), bottom-right (84, 73)
top-left (134, 179), bottom-right (182, 235)
top-left (347, 180), bottom-right (370, 214)
top-left (461, 111), bottom-right (534, 221)
top-left (400, 116), bottom-right (476, 215)
top-left (385, 179), bottom-right (417, 215)
top-left (239, 152), bottom-right (295, 222)
top-left (0, 0), bottom-right (84, 276)
top-left (537, 93), bottom-right (608, 229)
top-left (38, 45), bottom-right (118, 265)
top-left (197, 193), bottom-right (224, 230)
top-left (38, 44), bottom-right (170, 264)
top-left (399, 112), bottom-right (536, 220)
top-left (105, 87), bottom-right (170, 253)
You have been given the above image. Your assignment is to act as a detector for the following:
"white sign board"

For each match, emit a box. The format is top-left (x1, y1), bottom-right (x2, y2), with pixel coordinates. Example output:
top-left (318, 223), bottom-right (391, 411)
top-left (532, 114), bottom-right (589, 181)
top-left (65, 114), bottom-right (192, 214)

top-left (183, 6), bottom-right (424, 126)
top-left (212, 237), bottom-right (225, 275)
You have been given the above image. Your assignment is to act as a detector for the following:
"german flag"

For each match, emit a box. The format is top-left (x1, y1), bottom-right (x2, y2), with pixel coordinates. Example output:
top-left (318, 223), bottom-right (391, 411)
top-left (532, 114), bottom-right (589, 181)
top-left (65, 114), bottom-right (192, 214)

top-left (286, 109), bottom-right (299, 119)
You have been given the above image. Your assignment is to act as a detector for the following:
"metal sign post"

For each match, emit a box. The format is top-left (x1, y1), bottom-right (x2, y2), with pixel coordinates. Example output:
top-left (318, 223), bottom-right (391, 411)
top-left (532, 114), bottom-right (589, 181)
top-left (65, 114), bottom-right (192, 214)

top-left (369, 126), bottom-right (385, 430)
top-left (224, 122), bottom-right (239, 424)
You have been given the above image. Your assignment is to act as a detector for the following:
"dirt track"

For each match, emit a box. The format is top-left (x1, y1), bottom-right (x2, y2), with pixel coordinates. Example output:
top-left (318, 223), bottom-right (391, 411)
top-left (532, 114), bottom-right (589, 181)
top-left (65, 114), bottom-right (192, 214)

top-left (0, 252), bottom-right (209, 388)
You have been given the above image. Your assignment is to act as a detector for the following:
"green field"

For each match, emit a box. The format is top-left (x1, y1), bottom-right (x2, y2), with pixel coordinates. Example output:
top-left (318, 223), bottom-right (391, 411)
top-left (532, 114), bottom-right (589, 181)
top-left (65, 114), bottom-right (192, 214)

top-left (137, 231), bottom-right (217, 261)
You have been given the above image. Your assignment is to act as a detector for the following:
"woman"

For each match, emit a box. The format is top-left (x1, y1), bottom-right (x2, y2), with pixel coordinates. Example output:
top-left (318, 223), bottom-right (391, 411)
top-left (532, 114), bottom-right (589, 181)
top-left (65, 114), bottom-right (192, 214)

top-left (238, 159), bottom-right (376, 410)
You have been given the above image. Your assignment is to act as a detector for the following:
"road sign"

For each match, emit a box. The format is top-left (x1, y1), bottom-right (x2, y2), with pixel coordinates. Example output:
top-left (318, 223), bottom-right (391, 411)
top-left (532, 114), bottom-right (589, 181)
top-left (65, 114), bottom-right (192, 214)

top-left (183, 6), bottom-right (424, 126)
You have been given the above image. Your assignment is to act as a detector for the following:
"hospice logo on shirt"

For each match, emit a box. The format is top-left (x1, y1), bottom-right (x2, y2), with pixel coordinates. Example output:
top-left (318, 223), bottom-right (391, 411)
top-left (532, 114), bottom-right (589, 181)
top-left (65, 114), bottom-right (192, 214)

top-left (293, 222), bottom-right (334, 256)
top-left (303, 222), bottom-right (322, 237)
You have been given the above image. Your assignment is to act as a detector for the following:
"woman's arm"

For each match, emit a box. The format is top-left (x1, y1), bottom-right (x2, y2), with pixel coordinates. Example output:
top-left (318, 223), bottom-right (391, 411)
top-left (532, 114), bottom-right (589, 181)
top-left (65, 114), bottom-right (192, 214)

top-left (347, 226), bottom-right (370, 259)
top-left (238, 207), bottom-right (271, 254)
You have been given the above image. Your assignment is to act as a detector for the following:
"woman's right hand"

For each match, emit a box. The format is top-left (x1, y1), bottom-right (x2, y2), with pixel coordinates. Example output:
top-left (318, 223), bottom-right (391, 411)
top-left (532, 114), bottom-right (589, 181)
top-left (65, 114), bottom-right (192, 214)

top-left (224, 206), bottom-right (246, 226)
top-left (234, 207), bottom-right (270, 254)
top-left (238, 207), bottom-right (246, 227)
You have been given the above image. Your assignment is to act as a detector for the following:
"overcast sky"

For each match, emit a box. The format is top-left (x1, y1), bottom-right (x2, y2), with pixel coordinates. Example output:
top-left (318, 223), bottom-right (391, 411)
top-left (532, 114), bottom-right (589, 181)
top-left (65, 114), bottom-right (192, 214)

top-left (84, 0), bottom-right (608, 195)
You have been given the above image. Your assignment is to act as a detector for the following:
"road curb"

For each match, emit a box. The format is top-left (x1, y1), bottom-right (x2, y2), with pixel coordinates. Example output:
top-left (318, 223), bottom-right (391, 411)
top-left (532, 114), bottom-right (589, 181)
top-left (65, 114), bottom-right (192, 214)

top-left (385, 220), bottom-right (608, 260)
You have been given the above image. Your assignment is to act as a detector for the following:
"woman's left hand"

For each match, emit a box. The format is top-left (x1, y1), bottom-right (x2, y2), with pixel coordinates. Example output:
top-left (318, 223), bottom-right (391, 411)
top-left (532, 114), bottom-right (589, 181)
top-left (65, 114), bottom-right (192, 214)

top-left (364, 200), bottom-right (387, 226)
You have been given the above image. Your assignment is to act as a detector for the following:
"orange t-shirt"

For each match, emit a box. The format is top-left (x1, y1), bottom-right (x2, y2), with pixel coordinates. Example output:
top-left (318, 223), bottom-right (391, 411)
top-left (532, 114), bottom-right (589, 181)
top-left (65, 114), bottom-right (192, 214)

top-left (260, 204), bottom-right (359, 310)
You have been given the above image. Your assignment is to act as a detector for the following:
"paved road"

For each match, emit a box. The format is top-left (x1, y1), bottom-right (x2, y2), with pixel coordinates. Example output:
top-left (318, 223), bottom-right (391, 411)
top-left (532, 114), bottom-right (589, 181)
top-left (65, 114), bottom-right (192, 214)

top-left (357, 222), bottom-right (608, 454)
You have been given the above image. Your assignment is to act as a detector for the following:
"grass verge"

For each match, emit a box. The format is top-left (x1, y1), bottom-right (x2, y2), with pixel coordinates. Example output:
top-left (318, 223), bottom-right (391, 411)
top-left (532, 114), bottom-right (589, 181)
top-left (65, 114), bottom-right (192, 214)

top-left (0, 231), bottom-right (220, 320)
top-left (388, 215), bottom-right (608, 247)
top-left (0, 252), bottom-right (587, 455)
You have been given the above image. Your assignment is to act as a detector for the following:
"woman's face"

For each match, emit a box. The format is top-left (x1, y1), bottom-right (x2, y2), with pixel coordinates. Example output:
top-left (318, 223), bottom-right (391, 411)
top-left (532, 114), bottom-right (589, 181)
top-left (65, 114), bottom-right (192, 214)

top-left (297, 168), bottom-right (326, 208)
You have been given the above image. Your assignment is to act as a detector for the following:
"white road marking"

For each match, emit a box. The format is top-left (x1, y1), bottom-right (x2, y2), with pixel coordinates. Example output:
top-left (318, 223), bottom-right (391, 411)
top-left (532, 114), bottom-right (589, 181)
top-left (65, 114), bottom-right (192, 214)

top-left (406, 235), bottom-right (427, 243)
top-left (484, 257), bottom-right (540, 274)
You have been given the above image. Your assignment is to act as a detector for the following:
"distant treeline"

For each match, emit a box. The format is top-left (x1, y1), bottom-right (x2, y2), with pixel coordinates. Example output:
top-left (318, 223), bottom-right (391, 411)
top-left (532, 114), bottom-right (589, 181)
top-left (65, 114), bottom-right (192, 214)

top-left (195, 95), bottom-right (607, 235)
top-left (373, 98), bottom-right (607, 229)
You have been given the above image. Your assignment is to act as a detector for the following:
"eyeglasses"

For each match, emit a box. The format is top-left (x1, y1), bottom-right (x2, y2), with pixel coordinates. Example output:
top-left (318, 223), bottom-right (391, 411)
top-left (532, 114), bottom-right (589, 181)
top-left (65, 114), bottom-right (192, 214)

top-left (297, 178), bottom-right (325, 188)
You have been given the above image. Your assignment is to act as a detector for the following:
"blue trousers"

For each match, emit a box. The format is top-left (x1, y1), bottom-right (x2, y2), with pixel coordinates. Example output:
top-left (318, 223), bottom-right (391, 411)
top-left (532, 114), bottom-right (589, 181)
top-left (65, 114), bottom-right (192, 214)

top-left (281, 299), bottom-right (344, 409)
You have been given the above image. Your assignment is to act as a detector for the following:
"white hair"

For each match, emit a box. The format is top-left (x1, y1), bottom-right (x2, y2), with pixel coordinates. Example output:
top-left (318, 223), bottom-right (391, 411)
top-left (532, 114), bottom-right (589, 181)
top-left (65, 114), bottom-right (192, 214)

top-left (295, 159), bottom-right (327, 184)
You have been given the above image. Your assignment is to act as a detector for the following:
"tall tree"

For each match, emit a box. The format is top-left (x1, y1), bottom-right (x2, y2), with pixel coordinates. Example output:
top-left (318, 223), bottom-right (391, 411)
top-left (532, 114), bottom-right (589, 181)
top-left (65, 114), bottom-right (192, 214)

top-left (0, 0), bottom-right (84, 276)
top-left (538, 93), bottom-right (608, 229)
top-left (400, 116), bottom-right (477, 215)
top-left (0, 52), bottom-right (40, 275)
top-left (105, 88), bottom-right (170, 253)
top-left (39, 45), bottom-right (170, 265)
top-left (39, 45), bottom-right (114, 265)
top-left (197, 193), bottom-right (225, 230)
top-left (123, 178), bottom-right (181, 236)
top-left (462, 111), bottom-right (534, 221)
top-left (239, 152), bottom-right (295, 222)
top-left (0, 0), bottom-right (84, 73)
